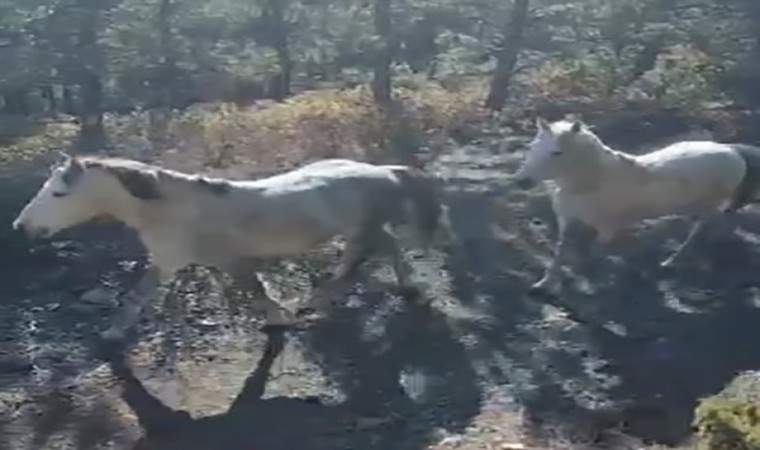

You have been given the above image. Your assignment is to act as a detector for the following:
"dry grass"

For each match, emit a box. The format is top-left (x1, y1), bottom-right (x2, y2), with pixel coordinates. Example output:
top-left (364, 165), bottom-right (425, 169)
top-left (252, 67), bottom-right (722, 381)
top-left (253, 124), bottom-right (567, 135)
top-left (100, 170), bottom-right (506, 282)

top-left (151, 82), bottom-right (484, 173)
top-left (0, 119), bottom-right (78, 171)
top-left (0, 80), bottom-right (483, 178)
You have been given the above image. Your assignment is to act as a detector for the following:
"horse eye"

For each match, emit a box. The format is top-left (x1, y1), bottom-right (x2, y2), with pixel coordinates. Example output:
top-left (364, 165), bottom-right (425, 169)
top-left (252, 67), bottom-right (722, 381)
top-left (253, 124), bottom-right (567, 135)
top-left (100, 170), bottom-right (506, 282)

top-left (551, 151), bottom-right (563, 156)
top-left (52, 191), bottom-right (68, 198)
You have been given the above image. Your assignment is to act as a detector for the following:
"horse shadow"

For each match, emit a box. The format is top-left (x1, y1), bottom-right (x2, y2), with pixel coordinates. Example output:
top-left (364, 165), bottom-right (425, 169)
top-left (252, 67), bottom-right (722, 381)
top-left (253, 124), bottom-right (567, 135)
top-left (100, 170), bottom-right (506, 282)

top-left (298, 287), bottom-right (482, 449)
top-left (440, 184), bottom-right (760, 447)
top-left (106, 307), bottom-right (481, 450)
top-left (575, 212), bottom-right (760, 444)
top-left (105, 328), bottom-right (360, 450)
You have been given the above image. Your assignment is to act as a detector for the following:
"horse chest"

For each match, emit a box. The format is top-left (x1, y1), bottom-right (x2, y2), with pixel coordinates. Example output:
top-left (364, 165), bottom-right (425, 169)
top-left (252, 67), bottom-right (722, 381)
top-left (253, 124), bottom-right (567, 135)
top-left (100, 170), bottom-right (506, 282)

top-left (139, 230), bottom-right (198, 274)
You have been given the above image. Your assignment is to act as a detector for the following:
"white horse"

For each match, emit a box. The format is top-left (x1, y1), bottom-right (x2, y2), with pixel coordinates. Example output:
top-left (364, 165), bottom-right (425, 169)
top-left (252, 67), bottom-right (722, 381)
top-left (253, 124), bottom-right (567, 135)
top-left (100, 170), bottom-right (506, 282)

top-left (513, 117), bottom-right (760, 294)
top-left (12, 154), bottom-right (441, 341)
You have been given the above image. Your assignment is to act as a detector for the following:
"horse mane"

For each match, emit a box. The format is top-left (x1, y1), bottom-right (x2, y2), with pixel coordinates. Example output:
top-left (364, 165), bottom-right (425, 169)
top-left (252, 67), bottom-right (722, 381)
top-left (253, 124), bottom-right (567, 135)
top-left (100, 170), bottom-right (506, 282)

top-left (549, 119), bottom-right (649, 189)
top-left (554, 119), bottom-right (638, 164)
top-left (71, 156), bottom-right (232, 200)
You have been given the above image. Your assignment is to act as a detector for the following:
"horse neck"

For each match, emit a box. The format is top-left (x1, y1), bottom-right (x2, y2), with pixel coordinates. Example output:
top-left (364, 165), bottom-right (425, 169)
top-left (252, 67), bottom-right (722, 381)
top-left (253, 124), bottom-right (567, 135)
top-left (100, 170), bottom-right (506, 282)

top-left (555, 142), bottom-right (610, 193)
top-left (599, 146), bottom-right (646, 180)
top-left (98, 194), bottom-right (144, 229)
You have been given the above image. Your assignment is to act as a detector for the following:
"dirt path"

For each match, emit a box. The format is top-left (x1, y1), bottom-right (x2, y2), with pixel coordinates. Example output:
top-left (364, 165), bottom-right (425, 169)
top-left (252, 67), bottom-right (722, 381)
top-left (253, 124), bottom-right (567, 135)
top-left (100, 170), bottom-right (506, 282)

top-left (3, 129), bottom-right (760, 449)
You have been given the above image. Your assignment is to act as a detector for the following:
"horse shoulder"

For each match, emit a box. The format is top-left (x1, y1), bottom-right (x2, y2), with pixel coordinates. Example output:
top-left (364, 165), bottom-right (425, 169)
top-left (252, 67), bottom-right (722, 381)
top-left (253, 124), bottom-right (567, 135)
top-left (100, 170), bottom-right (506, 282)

top-left (137, 225), bottom-right (195, 275)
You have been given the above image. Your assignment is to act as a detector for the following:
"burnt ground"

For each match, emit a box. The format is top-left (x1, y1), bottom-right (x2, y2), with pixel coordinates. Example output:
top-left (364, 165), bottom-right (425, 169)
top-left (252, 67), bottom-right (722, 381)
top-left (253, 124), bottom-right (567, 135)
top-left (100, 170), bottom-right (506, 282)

top-left (2, 126), bottom-right (760, 449)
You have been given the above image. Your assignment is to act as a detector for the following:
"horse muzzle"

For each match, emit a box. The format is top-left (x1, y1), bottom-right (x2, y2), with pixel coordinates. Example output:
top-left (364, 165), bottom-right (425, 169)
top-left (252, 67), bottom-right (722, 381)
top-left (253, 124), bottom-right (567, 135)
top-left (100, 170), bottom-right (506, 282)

top-left (12, 219), bottom-right (51, 239)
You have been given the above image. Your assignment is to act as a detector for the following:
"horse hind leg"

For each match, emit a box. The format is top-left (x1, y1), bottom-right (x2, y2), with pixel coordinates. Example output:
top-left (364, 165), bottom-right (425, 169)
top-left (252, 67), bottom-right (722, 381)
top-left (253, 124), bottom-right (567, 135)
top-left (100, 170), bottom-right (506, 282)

top-left (660, 215), bottom-right (714, 269)
top-left (296, 227), bottom-right (376, 319)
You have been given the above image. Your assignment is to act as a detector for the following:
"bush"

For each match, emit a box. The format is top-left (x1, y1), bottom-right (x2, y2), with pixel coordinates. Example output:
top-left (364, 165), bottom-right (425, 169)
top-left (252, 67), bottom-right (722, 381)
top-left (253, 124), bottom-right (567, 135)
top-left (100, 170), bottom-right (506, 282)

top-left (694, 399), bottom-right (760, 450)
top-left (693, 372), bottom-right (760, 450)
top-left (655, 46), bottom-right (724, 108)
top-left (526, 58), bottom-right (617, 102)
top-left (526, 46), bottom-right (723, 111)
top-left (166, 81), bottom-right (482, 170)
top-left (0, 120), bottom-right (79, 167)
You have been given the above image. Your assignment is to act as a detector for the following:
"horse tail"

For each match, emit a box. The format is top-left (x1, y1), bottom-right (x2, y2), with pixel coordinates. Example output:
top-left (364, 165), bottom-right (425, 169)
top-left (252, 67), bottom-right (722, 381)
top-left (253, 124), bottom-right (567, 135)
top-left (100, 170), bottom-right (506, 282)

top-left (390, 166), bottom-right (442, 245)
top-left (726, 144), bottom-right (760, 212)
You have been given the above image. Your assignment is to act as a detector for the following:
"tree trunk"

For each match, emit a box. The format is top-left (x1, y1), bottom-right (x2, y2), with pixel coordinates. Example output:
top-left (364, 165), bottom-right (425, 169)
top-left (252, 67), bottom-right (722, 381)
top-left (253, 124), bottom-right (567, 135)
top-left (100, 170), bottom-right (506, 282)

top-left (3, 90), bottom-right (30, 115)
top-left (627, 35), bottom-right (666, 84)
top-left (371, 0), bottom-right (393, 106)
top-left (157, 0), bottom-right (178, 108)
top-left (76, 0), bottom-right (106, 152)
top-left (79, 72), bottom-right (105, 151)
top-left (484, 0), bottom-right (530, 111)
top-left (266, 0), bottom-right (292, 101)
top-left (62, 85), bottom-right (76, 115)
top-left (40, 86), bottom-right (57, 116)
top-left (149, 0), bottom-right (178, 149)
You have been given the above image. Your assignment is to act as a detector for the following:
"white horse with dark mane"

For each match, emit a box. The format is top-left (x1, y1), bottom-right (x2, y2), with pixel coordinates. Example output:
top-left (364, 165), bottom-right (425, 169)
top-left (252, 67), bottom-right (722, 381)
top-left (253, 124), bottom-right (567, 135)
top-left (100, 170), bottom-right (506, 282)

top-left (13, 155), bottom-right (442, 341)
top-left (514, 117), bottom-right (760, 294)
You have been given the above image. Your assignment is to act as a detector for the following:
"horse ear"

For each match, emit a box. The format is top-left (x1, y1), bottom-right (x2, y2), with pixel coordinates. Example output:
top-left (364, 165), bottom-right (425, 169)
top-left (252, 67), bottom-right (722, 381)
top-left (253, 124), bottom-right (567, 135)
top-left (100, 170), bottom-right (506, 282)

top-left (536, 117), bottom-right (551, 133)
top-left (570, 121), bottom-right (583, 133)
top-left (60, 155), bottom-right (84, 185)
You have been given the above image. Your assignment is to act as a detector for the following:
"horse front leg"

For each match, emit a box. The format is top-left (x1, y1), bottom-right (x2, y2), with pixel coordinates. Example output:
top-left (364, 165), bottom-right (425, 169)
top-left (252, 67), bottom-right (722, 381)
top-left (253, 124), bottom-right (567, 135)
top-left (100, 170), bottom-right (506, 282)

top-left (375, 227), bottom-right (424, 302)
top-left (224, 260), bottom-right (298, 329)
top-left (530, 215), bottom-right (574, 296)
top-left (102, 265), bottom-right (165, 343)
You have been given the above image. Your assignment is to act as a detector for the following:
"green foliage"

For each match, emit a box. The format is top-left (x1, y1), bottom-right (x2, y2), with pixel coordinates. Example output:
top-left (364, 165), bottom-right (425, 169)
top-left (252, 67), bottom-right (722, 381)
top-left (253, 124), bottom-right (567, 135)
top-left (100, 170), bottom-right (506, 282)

top-left (694, 399), bottom-right (760, 450)
top-left (694, 372), bottom-right (760, 450)
top-left (657, 47), bottom-right (724, 108)
top-left (526, 58), bottom-right (616, 101)
top-left (161, 79), bottom-right (480, 169)
top-left (0, 120), bottom-right (78, 166)
top-left (0, 0), bottom-right (756, 160)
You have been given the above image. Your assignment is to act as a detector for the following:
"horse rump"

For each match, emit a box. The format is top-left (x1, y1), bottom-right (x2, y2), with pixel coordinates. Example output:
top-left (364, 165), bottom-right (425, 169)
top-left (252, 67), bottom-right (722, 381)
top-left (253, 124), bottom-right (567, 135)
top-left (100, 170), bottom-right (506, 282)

top-left (726, 144), bottom-right (760, 212)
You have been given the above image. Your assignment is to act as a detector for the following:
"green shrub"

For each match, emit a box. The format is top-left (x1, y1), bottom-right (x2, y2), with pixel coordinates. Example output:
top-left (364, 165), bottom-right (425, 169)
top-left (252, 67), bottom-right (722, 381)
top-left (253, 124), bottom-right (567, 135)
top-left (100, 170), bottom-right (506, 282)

top-left (694, 372), bottom-right (760, 450)
top-left (658, 46), bottom-right (723, 108)
top-left (0, 121), bottom-right (78, 167)
top-left (166, 81), bottom-right (482, 170)
top-left (526, 58), bottom-right (617, 102)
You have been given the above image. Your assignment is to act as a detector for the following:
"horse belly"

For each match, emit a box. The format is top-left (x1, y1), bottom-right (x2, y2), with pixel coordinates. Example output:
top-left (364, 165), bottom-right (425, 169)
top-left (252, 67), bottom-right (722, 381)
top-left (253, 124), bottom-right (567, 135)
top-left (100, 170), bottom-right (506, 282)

top-left (639, 148), bottom-right (745, 212)
top-left (596, 179), bottom-right (733, 229)
top-left (568, 181), bottom-right (721, 235)
top-left (238, 220), bottom-right (337, 257)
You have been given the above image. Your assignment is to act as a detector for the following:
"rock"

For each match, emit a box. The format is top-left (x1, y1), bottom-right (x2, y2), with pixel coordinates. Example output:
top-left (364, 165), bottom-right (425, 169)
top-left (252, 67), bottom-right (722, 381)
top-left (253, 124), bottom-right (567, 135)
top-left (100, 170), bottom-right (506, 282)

top-left (80, 287), bottom-right (114, 304)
